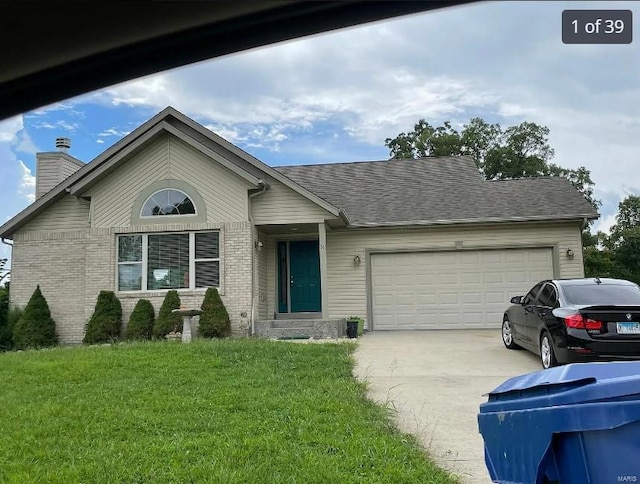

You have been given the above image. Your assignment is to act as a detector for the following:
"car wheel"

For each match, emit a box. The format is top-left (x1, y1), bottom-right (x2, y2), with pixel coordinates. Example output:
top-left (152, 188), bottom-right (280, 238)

top-left (502, 318), bottom-right (520, 349)
top-left (540, 332), bottom-right (557, 369)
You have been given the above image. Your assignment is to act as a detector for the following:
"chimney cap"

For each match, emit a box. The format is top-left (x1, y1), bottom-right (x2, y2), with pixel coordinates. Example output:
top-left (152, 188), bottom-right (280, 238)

top-left (55, 137), bottom-right (71, 152)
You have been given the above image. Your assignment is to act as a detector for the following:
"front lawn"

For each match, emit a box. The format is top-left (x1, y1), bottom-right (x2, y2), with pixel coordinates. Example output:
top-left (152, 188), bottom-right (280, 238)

top-left (0, 340), bottom-right (457, 483)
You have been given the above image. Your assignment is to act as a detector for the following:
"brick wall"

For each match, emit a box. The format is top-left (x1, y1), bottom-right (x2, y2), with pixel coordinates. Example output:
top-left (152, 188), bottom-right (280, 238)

top-left (12, 221), bottom-right (255, 343)
top-left (11, 232), bottom-right (87, 343)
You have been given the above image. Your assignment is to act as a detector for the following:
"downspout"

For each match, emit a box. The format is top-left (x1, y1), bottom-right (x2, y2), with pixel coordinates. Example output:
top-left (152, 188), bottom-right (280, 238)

top-left (247, 180), bottom-right (268, 336)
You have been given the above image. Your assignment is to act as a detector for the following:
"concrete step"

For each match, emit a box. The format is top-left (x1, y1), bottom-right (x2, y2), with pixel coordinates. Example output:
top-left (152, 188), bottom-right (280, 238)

top-left (272, 320), bottom-right (316, 329)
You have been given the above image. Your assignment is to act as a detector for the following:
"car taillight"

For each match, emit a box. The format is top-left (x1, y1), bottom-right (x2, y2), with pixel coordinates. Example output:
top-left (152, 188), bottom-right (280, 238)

top-left (564, 314), bottom-right (603, 330)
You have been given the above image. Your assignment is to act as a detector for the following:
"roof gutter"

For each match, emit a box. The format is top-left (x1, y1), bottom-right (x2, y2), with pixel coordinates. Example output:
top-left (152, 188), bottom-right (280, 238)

top-left (349, 214), bottom-right (599, 229)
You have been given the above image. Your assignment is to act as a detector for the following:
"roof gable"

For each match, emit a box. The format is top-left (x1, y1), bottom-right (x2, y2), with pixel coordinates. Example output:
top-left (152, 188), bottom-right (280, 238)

top-left (0, 107), bottom-right (344, 238)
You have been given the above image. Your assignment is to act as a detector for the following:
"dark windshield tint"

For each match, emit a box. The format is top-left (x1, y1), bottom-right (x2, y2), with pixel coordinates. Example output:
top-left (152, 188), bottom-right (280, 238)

top-left (563, 284), bottom-right (640, 306)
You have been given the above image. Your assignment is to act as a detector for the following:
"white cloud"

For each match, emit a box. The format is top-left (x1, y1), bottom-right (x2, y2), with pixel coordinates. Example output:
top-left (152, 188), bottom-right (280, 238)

top-left (98, 127), bottom-right (130, 138)
top-left (0, 116), bottom-right (22, 143)
top-left (96, 139), bottom-right (105, 144)
top-left (593, 213), bottom-right (617, 235)
top-left (15, 129), bottom-right (38, 154)
top-left (18, 160), bottom-right (35, 203)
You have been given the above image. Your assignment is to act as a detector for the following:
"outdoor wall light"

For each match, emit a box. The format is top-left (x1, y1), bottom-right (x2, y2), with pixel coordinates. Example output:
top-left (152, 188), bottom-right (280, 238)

top-left (353, 254), bottom-right (361, 266)
top-left (566, 248), bottom-right (574, 259)
top-left (255, 240), bottom-right (264, 251)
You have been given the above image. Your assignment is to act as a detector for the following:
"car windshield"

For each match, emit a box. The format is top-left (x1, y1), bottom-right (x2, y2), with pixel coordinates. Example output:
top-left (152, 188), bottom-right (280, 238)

top-left (563, 284), bottom-right (640, 306)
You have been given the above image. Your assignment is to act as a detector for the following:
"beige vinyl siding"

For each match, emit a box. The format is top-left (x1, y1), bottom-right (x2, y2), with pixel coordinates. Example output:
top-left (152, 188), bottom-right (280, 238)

top-left (325, 222), bottom-right (584, 323)
top-left (35, 153), bottom-right (84, 199)
top-left (87, 134), bottom-right (253, 227)
top-left (265, 235), bottom-right (277, 318)
top-left (35, 159), bottom-right (60, 199)
top-left (251, 180), bottom-right (334, 225)
top-left (19, 195), bottom-right (90, 232)
top-left (256, 232), bottom-right (270, 320)
top-left (61, 158), bottom-right (82, 179)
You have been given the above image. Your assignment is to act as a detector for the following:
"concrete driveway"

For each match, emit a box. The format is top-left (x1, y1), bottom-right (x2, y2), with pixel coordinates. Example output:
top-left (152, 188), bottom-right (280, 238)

top-left (353, 330), bottom-right (541, 483)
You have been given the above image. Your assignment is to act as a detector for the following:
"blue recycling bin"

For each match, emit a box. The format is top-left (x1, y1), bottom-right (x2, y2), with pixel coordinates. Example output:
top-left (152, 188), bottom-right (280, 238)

top-left (478, 361), bottom-right (640, 483)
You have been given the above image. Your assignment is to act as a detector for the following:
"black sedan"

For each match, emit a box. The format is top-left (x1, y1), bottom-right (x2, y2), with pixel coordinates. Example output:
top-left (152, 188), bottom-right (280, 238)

top-left (502, 278), bottom-right (640, 369)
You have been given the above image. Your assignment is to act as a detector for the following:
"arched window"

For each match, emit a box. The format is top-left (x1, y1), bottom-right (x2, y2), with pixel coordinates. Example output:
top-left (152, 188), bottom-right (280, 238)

top-left (141, 189), bottom-right (196, 217)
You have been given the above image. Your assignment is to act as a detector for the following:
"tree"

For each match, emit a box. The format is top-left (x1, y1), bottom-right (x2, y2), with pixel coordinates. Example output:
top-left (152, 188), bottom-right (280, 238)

top-left (610, 195), bottom-right (640, 240)
top-left (0, 258), bottom-right (8, 286)
top-left (153, 290), bottom-right (182, 339)
top-left (198, 287), bottom-right (231, 338)
top-left (385, 117), bottom-right (600, 213)
top-left (125, 299), bottom-right (155, 340)
top-left (12, 285), bottom-right (57, 349)
top-left (83, 291), bottom-right (123, 344)
top-left (0, 283), bottom-right (9, 350)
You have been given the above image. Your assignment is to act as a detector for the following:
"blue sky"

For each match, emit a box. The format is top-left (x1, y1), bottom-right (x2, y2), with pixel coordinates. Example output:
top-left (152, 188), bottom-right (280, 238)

top-left (2, 1), bottom-right (639, 264)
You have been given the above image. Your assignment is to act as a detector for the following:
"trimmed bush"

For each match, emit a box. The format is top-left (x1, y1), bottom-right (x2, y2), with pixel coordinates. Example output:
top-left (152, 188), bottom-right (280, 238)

top-left (83, 291), bottom-right (123, 344)
top-left (125, 299), bottom-right (155, 340)
top-left (13, 285), bottom-right (57, 349)
top-left (153, 290), bottom-right (182, 339)
top-left (0, 285), bottom-right (9, 350)
top-left (198, 287), bottom-right (231, 338)
top-left (2, 306), bottom-right (23, 351)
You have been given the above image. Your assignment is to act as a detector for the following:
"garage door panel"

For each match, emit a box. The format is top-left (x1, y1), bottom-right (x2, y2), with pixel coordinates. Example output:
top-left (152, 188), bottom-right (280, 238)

top-left (371, 248), bottom-right (553, 330)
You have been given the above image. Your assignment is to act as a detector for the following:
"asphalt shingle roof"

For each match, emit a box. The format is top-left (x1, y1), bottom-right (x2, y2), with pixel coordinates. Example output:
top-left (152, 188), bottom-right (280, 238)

top-left (274, 156), bottom-right (598, 226)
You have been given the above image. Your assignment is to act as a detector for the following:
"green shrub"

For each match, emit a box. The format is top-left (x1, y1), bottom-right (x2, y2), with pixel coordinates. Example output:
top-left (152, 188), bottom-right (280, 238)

top-left (13, 285), bottom-right (57, 349)
top-left (2, 306), bottom-right (23, 351)
top-left (0, 285), bottom-right (9, 350)
top-left (125, 299), bottom-right (155, 340)
top-left (198, 287), bottom-right (231, 338)
top-left (153, 290), bottom-right (182, 339)
top-left (83, 291), bottom-right (123, 344)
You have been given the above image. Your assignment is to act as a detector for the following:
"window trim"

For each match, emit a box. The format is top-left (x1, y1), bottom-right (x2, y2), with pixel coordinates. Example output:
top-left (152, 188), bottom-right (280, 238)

top-left (130, 179), bottom-right (207, 226)
top-left (140, 188), bottom-right (197, 218)
top-left (117, 231), bottom-right (220, 293)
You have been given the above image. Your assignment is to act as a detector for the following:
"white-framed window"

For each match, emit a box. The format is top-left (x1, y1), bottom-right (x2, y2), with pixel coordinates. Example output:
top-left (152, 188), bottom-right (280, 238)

top-left (141, 189), bottom-right (196, 217)
top-left (117, 231), bottom-right (219, 292)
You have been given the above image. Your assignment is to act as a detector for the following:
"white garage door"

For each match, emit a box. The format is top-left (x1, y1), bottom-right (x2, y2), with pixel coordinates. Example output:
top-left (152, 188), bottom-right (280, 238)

top-left (371, 248), bottom-right (554, 330)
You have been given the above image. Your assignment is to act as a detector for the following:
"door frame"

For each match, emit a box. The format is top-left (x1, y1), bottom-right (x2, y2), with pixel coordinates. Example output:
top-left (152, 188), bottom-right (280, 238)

top-left (276, 239), bottom-right (322, 315)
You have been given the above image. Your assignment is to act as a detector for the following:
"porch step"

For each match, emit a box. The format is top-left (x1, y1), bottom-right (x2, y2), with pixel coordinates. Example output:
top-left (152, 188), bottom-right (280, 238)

top-left (272, 320), bottom-right (315, 329)
top-left (254, 318), bottom-right (347, 339)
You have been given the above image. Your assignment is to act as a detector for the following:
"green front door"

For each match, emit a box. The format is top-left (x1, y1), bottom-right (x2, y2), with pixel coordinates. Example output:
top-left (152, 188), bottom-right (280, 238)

top-left (279, 240), bottom-right (321, 313)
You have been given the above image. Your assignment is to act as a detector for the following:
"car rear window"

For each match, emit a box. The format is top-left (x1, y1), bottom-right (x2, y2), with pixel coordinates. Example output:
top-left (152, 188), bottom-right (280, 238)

top-left (563, 284), bottom-right (640, 306)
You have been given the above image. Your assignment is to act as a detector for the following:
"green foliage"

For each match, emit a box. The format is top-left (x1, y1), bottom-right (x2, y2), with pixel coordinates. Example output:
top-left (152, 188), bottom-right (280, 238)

top-left (83, 291), bottom-right (123, 344)
top-left (0, 257), bottom-right (8, 286)
top-left (125, 299), bottom-right (155, 341)
top-left (0, 340), bottom-right (456, 483)
top-left (610, 195), bottom-right (640, 240)
top-left (583, 196), bottom-right (640, 283)
top-left (153, 290), bottom-right (182, 338)
top-left (1, 306), bottom-right (23, 351)
top-left (198, 288), bottom-right (231, 338)
top-left (385, 117), bottom-right (599, 211)
top-left (0, 285), bottom-right (11, 350)
top-left (12, 285), bottom-right (57, 349)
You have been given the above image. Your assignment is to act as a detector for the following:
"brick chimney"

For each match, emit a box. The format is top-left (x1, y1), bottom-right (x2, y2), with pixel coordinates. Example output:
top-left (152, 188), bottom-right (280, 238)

top-left (35, 138), bottom-right (84, 199)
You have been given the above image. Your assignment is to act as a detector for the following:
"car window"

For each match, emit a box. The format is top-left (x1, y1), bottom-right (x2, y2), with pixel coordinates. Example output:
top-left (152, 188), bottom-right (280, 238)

top-left (537, 283), bottom-right (558, 308)
top-left (563, 284), bottom-right (640, 306)
top-left (522, 282), bottom-right (544, 305)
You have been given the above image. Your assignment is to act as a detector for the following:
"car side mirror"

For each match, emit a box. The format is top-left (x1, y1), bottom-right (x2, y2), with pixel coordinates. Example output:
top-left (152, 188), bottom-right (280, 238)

top-left (510, 296), bottom-right (523, 305)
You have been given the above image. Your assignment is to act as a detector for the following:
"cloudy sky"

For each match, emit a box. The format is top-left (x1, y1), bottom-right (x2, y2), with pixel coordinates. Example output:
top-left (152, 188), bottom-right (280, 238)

top-left (1, 1), bottom-right (638, 265)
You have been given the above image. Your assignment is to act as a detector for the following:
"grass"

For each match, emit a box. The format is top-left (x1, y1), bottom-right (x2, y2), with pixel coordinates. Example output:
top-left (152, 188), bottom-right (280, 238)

top-left (0, 339), bottom-right (457, 483)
